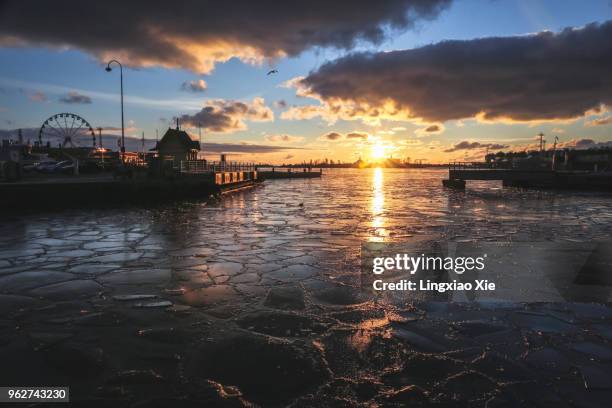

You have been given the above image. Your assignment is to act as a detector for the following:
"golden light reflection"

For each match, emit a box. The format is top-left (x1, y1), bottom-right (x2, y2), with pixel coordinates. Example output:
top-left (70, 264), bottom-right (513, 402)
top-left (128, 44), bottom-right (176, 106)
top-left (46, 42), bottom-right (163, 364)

top-left (347, 317), bottom-right (391, 352)
top-left (370, 167), bottom-right (387, 240)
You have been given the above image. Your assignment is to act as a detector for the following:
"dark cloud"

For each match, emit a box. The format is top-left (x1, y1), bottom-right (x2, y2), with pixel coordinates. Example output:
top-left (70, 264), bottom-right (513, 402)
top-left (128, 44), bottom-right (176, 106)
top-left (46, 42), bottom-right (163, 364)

top-left (322, 132), bottom-right (342, 141)
top-left (59, 91), bottom-right (92, 104)
top-left (181, 79), bottom-right (207, 93)
top-left (443, 141), bottom-right (508, 153)
top-left (415, 123), bottom-right (444, 136)
top-left (0, 0), bottom-right (451, 73)
top-left (178, 98), bottom-right (273, 133)
top-left (299, 21), bottom-right (612, 123)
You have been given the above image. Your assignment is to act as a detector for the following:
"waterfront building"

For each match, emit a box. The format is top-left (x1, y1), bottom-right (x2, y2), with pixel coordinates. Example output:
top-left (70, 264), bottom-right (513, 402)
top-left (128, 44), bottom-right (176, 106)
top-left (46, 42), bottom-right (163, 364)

top-left (153, 127), bottom-right (200, 168)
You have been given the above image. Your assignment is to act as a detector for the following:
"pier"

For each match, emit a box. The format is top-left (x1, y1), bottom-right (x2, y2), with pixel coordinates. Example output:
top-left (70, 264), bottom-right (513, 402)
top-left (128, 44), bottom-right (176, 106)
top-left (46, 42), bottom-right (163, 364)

top-left (443, 162), bottom-right (612, 190)
top-left (0, 159), bottom-right (262, 212)
top-left (256, 166), bottom-right (323, 180)
top-left (0, 159), bottom-right (328, 212)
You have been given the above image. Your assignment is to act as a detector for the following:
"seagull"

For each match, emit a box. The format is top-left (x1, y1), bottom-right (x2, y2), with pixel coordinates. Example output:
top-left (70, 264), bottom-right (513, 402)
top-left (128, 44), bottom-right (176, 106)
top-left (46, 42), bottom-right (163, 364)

top-left (267, 69), bottom-right (278, 76)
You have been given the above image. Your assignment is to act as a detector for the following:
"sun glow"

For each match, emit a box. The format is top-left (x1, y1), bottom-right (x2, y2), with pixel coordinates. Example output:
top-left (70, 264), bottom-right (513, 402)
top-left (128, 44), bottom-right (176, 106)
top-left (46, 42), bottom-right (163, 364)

top-left (370, 143), bottom-right (387, 160)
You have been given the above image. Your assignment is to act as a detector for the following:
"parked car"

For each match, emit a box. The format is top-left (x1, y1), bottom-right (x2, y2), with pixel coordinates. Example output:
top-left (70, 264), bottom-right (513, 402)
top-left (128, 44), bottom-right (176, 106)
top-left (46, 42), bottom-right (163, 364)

top-left (34, 160), bottom-right (59, 173)
top-left (55, 160), bottom-right (75, 174)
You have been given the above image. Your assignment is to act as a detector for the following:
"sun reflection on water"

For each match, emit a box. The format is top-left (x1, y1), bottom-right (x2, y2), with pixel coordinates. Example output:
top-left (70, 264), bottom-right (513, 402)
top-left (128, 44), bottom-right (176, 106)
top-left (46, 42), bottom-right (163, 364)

top-left (370, 167), bottom-right (387, 240)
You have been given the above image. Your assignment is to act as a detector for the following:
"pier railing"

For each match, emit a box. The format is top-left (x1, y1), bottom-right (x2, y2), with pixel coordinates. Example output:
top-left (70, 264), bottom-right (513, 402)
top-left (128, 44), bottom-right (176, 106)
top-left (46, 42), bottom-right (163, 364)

top-left (255, 166), bottom-right (322, 173)
top-left (180, 160), bottom-right (257, 174)
top-left (449, 161), bottom-right (498, 170)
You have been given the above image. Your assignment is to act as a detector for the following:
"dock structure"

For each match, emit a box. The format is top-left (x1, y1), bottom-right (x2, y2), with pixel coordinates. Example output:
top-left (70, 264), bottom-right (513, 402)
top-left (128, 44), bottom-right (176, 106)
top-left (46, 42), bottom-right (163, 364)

top-left (256, 167), bottom-right (323, 180)
top-left (443, 162), bottom-right (612, 190)
top-left (0, 160), bottom-right (261, 212)
top-left (0, 160), bottom-right (327, 212)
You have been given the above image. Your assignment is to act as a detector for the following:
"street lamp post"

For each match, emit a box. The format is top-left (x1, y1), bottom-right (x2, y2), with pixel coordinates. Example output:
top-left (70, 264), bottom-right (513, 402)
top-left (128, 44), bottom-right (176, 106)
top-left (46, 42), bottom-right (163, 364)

top-left (105, 59), bottom-right (125, 163)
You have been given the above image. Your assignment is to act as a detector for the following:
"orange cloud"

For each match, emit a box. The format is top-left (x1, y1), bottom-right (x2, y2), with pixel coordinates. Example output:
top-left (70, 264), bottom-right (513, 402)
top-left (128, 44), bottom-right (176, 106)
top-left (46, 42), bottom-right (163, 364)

top-left (264, 134), bottom-right (304, 143)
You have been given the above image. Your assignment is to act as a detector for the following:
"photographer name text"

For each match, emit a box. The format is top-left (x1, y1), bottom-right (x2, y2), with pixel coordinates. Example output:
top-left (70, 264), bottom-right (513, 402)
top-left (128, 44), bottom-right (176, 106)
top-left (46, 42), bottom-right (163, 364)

top-left (371, 253), bottom-right (495, 292)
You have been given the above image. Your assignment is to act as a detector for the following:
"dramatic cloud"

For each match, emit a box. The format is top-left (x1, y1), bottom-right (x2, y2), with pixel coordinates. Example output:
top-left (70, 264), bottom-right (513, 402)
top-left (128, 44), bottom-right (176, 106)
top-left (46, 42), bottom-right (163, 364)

top-left (0, 0), bottom-right (451, 73)
top-left (443, 141), bottom-right (508, 153)
top-left (585, 116), bottom-right (612, 127)
top-left (178, 98), bottom-right (273, 133)
top-left (264, 134), bottom-right (304, 143)
top-left (181, 79), bottom-right (207, 93)
top-left (59, 91), bottom-right (92, 104)
top-left (294, 21), bottom-right (612, 124)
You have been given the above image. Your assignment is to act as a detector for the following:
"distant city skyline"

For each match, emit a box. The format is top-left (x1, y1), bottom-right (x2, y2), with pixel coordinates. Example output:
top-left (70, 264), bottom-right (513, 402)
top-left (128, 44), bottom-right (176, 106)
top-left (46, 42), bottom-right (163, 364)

top-left (0, 0), bottom-right (611, 164)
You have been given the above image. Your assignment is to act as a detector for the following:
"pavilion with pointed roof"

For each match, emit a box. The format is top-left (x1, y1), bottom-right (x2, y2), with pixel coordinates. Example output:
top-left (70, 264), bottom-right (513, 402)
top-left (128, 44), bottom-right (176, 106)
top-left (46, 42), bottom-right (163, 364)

top-left (153, 125), bottom-right (200, 167)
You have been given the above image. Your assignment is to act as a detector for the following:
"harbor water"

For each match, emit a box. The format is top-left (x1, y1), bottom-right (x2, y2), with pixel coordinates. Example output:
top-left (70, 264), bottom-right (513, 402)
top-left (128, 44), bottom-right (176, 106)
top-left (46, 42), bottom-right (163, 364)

top-left (1, 168), bottom-right (611, 406)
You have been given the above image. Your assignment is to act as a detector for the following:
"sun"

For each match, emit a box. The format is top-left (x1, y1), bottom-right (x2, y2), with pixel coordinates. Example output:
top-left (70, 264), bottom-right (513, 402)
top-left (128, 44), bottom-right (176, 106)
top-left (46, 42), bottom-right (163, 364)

top-left (371, 143), bottom-right (387, 160)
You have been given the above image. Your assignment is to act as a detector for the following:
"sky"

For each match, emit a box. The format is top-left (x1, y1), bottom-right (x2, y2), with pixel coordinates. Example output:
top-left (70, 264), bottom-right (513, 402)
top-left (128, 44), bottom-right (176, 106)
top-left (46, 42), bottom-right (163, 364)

top-left (0, 0), bottom-right (611, 164)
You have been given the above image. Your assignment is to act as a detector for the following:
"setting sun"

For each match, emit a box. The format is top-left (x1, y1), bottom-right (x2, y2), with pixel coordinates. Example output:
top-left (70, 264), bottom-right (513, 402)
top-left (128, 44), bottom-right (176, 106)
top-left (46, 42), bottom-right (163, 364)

top-left (370, 143), bottom-right (387, 160)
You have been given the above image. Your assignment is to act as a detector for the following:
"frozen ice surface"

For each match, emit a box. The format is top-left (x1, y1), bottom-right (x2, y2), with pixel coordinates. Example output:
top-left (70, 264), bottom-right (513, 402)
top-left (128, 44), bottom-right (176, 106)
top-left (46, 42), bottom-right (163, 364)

top-left (0, 169), bottom-right (611, 405)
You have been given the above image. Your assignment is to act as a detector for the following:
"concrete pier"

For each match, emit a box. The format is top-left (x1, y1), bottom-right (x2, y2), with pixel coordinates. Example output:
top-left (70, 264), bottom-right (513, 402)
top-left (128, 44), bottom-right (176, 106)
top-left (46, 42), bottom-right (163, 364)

top-left (444, 162), bottom-right (612, 190)
top-left (0, 171), bottom-right (260, 212)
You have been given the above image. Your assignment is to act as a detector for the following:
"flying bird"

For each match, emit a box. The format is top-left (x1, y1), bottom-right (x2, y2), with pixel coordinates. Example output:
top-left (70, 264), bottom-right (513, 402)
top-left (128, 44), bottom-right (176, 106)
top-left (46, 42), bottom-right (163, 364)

top-left (267, 69), bottom-right (278, 76)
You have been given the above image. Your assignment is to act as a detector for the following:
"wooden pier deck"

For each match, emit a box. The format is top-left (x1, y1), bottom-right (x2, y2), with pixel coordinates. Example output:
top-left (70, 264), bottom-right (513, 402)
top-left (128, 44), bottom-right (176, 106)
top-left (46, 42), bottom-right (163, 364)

top-left (444, 162), bottom-right (612, 190)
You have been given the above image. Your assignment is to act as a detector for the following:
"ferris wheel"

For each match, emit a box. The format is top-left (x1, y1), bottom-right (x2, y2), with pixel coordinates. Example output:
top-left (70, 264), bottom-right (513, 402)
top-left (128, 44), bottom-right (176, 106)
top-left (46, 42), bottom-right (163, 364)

top-left (39, 113), bottom-right (96, 148)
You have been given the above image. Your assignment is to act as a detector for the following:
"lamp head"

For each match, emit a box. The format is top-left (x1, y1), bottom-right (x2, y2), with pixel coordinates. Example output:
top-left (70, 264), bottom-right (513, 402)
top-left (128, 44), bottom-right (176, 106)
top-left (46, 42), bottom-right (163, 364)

top-left (105, 66), bottom-right (112, 72)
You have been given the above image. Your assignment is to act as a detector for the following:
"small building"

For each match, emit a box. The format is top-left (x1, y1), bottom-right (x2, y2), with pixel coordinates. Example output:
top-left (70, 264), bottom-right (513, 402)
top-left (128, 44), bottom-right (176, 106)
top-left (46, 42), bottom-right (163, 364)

top-left (153, 127), bottom-right (200, 167)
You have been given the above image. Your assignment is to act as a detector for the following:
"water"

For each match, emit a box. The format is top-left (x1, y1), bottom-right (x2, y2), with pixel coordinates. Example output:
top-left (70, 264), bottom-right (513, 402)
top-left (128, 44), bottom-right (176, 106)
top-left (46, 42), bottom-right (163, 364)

top-left (1, 168), bottom-right (611, 405)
